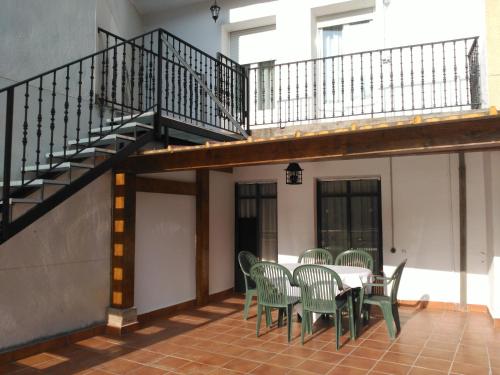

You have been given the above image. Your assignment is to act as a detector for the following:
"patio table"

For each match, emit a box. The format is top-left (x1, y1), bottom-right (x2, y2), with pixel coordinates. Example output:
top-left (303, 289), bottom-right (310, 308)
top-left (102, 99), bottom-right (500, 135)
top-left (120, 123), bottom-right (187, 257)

top-left (281, 263), bottom-right (373, 338)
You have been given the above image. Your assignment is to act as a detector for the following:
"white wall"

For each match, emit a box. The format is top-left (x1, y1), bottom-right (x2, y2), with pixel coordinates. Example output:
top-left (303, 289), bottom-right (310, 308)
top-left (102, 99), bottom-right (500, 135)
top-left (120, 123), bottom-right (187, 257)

top-left (135, 191), bottom-right (196, 315)
top-left (233, 152), bottom-right (493, 310)
top-left (209, 171), bottom-right (235, 295)
top-left (143, 0), bottom-right (485, 64)
top-left (134, 170), bottom-right (235, 314)
top-left (0, 173), bottom-right (111, 351)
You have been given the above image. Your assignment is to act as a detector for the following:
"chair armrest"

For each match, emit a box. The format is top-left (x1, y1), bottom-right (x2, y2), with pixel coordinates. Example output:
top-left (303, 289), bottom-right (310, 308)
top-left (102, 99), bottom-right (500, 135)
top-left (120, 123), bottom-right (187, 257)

top-left (362, 282), bottom-right (384, 288)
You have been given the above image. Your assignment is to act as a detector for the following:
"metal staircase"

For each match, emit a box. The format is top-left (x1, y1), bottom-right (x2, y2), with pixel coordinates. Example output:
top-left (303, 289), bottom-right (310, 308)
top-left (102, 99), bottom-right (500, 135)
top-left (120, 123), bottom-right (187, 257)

top-left (0, 28), bottom-right (249, 243)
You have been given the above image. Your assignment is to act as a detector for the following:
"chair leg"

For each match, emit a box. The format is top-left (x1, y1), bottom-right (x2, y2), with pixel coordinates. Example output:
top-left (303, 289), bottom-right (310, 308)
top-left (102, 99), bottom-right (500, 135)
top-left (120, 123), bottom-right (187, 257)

top-left (278, 308), bottom-right (284, 327)
top-left (265, 307), bottom-right (272, 327)
top-left (392, 304), bottom-right (401, 333)
top-left (347, 293), bottom-right (356, 340)
top-left (335, 310), bottom-right (342, 350)
top-left (380, 303), bottom-right (396, 339)
top-left (300, 309), bottom-right (306, 345)
top-left (307, 311), bottom-right (313, 334)
top-left (256, 304), bottom-right (263, 337)
top-left (243, 291), bottom-right (253, 320)
top-left (287, 304), bottom-right (293, 343)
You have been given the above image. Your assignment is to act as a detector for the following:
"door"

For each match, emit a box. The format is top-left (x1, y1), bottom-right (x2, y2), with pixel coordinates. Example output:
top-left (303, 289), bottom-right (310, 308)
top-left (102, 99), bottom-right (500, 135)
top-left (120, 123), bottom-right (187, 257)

top-left (317, 179), bottom-right (382, 272)
top-left (235, 182), bottom-right (277, 292)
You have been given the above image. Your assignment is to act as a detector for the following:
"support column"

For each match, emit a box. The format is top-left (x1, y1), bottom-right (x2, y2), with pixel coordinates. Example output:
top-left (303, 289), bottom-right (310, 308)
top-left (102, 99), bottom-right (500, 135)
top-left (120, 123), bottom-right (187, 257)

top-left (459, 152), bottom-right (467, 310)
top-left (107, 171), bottom-right (138, 334)
top-left (196, 169), bottom-right (210, 306)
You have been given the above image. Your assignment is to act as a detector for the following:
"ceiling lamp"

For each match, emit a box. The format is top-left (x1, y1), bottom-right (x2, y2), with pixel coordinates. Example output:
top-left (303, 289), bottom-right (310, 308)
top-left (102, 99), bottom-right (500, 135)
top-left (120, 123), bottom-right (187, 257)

top-left (285, 162), bottom-right (303, 185)
top-left (210, 0), bottom-right (220, 22)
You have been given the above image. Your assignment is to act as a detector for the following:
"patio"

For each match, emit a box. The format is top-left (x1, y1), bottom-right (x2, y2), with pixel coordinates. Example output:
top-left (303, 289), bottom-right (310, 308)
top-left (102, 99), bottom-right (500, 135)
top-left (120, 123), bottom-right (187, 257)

top-left (2, 295), bottom-right (498, 375)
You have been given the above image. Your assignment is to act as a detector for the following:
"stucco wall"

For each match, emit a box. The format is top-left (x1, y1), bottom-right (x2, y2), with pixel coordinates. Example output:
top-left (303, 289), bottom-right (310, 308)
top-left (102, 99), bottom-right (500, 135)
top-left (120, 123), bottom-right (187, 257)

top-left (0, 173), bottom-right (112, 351)
top-left (233, 152), bottom-right (492, 311)
top-left (134, 170), bottom-right (235, 314)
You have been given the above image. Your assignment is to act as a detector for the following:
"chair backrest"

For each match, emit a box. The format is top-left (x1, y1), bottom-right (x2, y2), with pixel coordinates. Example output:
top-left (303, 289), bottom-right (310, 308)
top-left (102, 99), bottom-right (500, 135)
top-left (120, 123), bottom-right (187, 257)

top-left (250, 262), bottom-right (294, 308)
top-left (335, 249), bottom-right (374, 272)
top-left (293, 265), bottom-right (344, 313)
top-left (298, 248), bottom-right (333, 265)
top-left (389, 259), bottom-right (407, 303)
top-left (238, 251), bottom-right (258, 290)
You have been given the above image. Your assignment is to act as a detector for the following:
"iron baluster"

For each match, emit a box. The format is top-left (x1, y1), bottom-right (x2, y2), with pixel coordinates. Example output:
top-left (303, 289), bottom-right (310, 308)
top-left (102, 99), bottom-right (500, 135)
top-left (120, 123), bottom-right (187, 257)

top-left (305, 61), bottom-right (308, 120)
top-left (76, 61), bottom-right (83, 149)
top-left (131, 43), bottom-right (136, 114)
top-left (379, 50), bottom-right (384, 113)
top-left (2, 88), bottom-right (14, 232)
top-left (36, 76), bottom-right (43, 173)
top-left (99, 51), bottom-right (106, 133)
top-left (341, 56), bottom-right (345, 117)
top-left (313, 59), bottom-right (317, 120)
top-left (410, 47), bottom-right (415, 110)
top-left (351, 55), bottom-right (355, 115)
top-left (189, 47), bottom-right (193, 121)
top-left (49, 73), bottom-right (57, 167)
top-left (442, 42), bottom-right (447, 107)
top-left (464, 40), bottom-right (470, 106)
top-left (389, 49), bottom-right (394, 112)
top-left (139, 36), bottom-right (145, 111)
top-left (150, 36), bottom-right (155, 108)
top-left (121, 42), bottom-right (127, 125)
top-left (111, 46), bottom-right (118, 128)
top-left (360, 53), bottom-right (364, 114)
top-left (400, 48), bottom-right (404, 111)
top-left (453, 41), bottom-right (458, 106)
top-left (21, 84), bottom-right (30, 184)
top-left (432, 43), bottom-right (436, 108)
top-left (279, 64), bottom-right (282, 125)
top-left (63, 66), bottom-right (70, 157)
top-left (370, 52), bottom-right (373, 115)
top-left (332, 57), bottom-right (336, 117)
top-left (421, 45), bottom-right (425, 109)
top-left (322, 58), bottom-right (326, 118)
top-left (88, 57), bottom-right (95, 146)
top-left (287, 64), bottom-right (290, 123)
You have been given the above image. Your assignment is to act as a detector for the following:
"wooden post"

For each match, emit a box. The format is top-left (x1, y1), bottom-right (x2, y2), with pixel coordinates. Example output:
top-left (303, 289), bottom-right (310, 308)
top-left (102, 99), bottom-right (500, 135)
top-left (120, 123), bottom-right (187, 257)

top-left (458, 152), bottom-right (467, 310)
top-left (196, 169), bottom-right (210, 306)
top-left (107, 171), bottom-right (138, 334)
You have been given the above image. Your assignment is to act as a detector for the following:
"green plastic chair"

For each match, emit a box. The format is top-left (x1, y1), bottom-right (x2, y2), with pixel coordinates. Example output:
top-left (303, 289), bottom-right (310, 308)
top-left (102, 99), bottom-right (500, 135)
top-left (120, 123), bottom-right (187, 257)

top-left (335, 249), bottom-right (374, 272)
top-left (298, 248), bottom-right (333, 265)
top-left (237, 251), bottom-right (259, 320)
top-left (361, 259), bottom-right (407, 339)
top-left (250, 262), bottom-right (300, 342)
top-left (293, 265), bottom-right (355, 349)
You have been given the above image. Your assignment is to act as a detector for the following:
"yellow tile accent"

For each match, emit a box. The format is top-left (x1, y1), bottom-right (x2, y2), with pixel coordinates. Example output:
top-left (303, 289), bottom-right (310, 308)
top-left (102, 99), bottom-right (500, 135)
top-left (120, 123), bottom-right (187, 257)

top-left (114, 220), bottom-right (124, 233)
top-left (112, 292), bottom-right (122, 305)
top-left (115, 196), bottom-right (125, 209)
top-left (113, 267), bottom-right (123, 281)
top-left (413, 115), bottom-right (422, 124)
top-left (489, 106), bottom-right (498, 116)
top-left (114, 243), bottom-right (124, 256)
top-left (115, 173), bottom-right (125, 186)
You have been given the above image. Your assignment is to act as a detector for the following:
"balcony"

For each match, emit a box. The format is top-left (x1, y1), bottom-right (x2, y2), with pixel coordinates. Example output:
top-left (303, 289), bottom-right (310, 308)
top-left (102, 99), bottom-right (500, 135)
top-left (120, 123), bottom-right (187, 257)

top-left (246, 37), bottom-right (480, 128)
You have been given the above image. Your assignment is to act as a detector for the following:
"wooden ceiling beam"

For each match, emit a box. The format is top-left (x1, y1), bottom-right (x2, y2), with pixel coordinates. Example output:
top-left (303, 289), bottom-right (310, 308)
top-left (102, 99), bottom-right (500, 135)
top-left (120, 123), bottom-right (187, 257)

top-left (119, 116), bottom-right (500, 173)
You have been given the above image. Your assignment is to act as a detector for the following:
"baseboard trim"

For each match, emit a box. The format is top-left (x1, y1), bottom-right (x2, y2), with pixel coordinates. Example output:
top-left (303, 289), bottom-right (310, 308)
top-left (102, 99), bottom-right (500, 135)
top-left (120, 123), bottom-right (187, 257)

top-left (399, 299), bottom-right (489, 313)
top-left (0, 323), bottom-right (105, 366)
top-left (486, 307), bottom-right (500, 328)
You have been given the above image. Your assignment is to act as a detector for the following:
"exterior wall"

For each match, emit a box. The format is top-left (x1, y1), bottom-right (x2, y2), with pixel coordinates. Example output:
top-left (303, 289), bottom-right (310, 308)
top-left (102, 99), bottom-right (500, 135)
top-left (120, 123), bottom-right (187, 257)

top-left (233, 152), bottom-right (493, 310)
top-left (485, 0), bottom-right (500, 107)
top-left (143, 0), bottom-right (485, 64)
top-left (0, 173), bottom-right (112, 351)
top-left (209, 171), bottom-right (235, 295)
top-left (134, 170), bottom-right (235, 314)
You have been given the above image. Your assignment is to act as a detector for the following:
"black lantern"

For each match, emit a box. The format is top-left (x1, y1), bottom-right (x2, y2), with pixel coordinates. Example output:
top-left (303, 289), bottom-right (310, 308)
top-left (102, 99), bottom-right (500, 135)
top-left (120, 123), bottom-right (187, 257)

top-left (285, 162), bottom-right (303, 185)
top-left (210, 0), bottom-right (220, 22)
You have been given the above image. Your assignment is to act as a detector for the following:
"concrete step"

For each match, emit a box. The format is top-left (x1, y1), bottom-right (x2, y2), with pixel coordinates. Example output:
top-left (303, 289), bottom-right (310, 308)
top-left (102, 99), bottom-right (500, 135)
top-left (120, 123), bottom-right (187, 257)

top-left (89, 122), bottom-right (153, 136)
top-left (24, 162), bottom-right (94, 173)
top-left (46, 147), bottom-right (116, 159)
top-left (106, 111), bottom-right (155, 125)
top-left (68, 134), bottom-right (135, 147)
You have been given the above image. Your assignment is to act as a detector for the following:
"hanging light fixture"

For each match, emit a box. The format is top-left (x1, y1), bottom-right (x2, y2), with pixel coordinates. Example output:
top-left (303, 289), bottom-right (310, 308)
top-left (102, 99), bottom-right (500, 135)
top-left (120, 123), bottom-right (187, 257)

top-left (285, 162), bottom-right (303, 185)
top-left (210, 0), bottom-right (220, 22)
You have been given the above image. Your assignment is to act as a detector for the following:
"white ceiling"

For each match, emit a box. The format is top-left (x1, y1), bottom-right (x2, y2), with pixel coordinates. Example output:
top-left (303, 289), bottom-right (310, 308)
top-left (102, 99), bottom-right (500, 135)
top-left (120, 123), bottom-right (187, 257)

top-left (130, 0), bottom-right (209, 15)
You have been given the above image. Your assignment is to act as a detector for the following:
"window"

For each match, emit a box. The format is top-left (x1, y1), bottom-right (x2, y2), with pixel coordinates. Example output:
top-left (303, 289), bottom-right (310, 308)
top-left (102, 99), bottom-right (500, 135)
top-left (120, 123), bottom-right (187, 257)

top-left (317, 179), bottom-right (382, 272)
top-left (258, 60), bottom-right (275, 110)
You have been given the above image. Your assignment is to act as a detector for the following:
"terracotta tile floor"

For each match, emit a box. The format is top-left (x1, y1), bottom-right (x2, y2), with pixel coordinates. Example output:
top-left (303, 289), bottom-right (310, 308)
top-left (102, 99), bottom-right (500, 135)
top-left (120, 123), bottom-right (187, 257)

top-left (2, 295), bottom-right (500, 375)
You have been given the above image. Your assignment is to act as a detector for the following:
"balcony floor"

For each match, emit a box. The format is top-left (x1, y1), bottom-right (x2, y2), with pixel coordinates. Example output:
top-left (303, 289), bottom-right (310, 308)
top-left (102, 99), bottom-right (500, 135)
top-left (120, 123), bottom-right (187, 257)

top-left (2, 295), bottom-right (499, 375)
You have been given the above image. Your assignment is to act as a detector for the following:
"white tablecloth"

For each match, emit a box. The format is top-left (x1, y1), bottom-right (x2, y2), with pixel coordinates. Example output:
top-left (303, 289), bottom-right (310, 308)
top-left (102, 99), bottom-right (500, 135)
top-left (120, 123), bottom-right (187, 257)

top-left (282, 263), bottom-right (372, 291)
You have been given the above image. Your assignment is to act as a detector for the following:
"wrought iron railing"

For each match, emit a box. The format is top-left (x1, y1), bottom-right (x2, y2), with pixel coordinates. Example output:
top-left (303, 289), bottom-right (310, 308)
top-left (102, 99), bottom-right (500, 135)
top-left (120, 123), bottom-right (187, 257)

top-left (0, 28), bottom-right (248, 230)
top-left (247, 37), bottom-right (480, 127)
top-left (98, 28), bottom-right (249, 136)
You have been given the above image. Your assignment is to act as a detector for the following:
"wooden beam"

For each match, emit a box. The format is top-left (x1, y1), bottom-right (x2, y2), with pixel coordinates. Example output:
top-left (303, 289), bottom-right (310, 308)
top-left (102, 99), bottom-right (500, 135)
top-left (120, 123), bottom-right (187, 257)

top-left (119, 116), bottom-right (500, 173)
top-left (136, 177), bottom-right (196, 195)
top-left (196, 170), bottom-right (210, 306)
top-left (111, 172), bottom-right (136, 309)
top-left (459, 152), bottom-right (467, 310)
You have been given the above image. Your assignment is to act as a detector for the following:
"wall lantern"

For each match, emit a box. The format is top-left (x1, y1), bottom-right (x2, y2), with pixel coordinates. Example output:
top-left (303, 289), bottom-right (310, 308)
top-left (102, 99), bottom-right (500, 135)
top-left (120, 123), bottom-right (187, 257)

top-left (285, 162), bottom-right (303, 185)
top-left (210, 0), bottom-right (220, 22)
